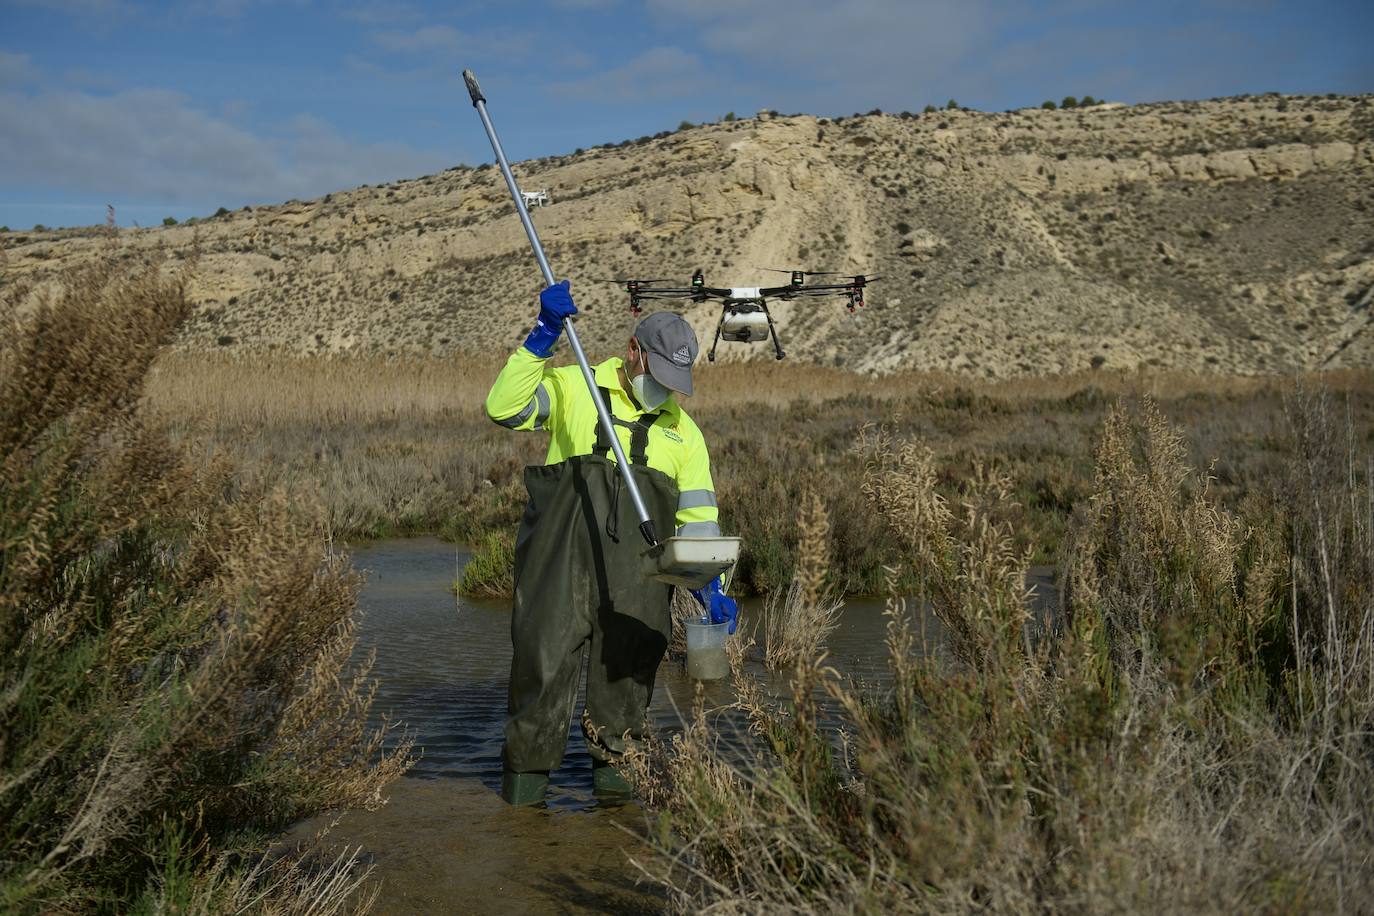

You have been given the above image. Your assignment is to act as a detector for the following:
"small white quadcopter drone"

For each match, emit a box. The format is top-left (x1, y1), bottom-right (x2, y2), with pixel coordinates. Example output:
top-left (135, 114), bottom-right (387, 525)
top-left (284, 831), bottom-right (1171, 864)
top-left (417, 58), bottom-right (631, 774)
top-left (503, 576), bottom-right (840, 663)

top-left (603, 268), bottom-right (880, 361)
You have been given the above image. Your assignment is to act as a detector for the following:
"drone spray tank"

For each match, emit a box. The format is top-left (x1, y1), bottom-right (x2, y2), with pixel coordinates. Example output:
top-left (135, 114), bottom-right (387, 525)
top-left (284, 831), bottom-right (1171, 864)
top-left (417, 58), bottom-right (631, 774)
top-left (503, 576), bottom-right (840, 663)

top-left (718, 291), bottom-right (772, 343)
top-left (461, 69), bottom-right (739, 590)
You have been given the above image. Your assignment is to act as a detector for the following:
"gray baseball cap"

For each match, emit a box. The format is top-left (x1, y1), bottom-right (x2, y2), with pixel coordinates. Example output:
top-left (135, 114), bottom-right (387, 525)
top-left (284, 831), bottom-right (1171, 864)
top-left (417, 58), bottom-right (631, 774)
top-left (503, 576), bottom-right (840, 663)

top-left (634, 311), bottom-right (698, 396)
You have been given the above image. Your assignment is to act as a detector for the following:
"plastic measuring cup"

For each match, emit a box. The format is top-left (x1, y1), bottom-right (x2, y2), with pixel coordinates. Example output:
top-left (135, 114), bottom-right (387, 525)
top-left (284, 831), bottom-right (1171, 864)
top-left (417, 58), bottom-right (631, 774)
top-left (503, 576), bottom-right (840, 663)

top-left (684, 616), bottom-right (729, 680)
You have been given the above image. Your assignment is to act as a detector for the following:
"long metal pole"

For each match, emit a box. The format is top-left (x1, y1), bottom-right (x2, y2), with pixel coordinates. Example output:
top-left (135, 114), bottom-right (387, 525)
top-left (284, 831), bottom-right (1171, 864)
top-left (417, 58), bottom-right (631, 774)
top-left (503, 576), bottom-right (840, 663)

top-left (462, 68), bottom-right (659, 547)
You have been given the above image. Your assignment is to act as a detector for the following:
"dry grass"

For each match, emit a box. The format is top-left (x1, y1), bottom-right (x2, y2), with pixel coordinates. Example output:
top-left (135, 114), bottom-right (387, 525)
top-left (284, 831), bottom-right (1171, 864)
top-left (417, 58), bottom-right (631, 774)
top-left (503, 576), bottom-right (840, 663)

top-left (141, 351), bottom-right (1374, 599)
top-left (1, 261), bottom-right (410, 911)
top-left (147, 351), bottom-right (498, 426)
top-left (146, 352), bottom-right (538, 543)
top-left (764, 490), bottom-right (842, 671)
top-left (146, 351), bottom-right (1374, 419)
top-left (621, 392), bottom-right (1374, 913)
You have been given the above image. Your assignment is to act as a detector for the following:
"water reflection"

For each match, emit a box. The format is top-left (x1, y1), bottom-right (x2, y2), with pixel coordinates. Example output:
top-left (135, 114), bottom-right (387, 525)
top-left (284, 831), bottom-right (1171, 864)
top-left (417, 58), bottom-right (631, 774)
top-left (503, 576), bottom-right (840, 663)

top-left (352, 537), bottom-right (1056, 810)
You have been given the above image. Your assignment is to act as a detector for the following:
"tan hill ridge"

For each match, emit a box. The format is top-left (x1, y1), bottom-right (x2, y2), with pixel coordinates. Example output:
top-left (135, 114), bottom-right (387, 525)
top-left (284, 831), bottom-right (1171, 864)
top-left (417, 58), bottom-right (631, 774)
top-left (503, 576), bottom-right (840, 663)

top-left (4, 93), bottom-right (1373, 377)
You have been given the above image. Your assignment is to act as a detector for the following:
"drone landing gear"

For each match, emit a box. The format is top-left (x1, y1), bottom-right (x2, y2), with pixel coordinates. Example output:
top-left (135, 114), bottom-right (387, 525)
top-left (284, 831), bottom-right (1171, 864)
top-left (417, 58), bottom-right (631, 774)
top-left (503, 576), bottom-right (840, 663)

top-left (708, 308), bottom-right (726, 363)
top-left (762, 302), bottom-right (785, 361)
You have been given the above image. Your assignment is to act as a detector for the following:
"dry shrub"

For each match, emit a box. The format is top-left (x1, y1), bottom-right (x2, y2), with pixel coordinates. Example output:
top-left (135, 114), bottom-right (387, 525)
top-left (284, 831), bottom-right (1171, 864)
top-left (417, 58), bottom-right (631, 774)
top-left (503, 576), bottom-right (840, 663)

top-left (138, 833), bottom-right (380, 916)
top-left (0, 260), bottom-right (409, 912)
top-left (861, 422), bottom-right (1033, 670)
top-left (764, 489), bottom-right (841, 670)
top-left (668, 586), bottom-right (700, 657)
top-left (623, 396), bottom-right (1374, 913)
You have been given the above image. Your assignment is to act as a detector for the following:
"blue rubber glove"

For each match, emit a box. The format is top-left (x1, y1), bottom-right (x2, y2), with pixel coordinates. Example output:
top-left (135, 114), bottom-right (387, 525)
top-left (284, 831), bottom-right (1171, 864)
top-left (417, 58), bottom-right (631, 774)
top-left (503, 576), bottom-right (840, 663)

top-left (692, 578), bottom-right (738, 635)
top-left (523, 280), bottom-right (578, 358)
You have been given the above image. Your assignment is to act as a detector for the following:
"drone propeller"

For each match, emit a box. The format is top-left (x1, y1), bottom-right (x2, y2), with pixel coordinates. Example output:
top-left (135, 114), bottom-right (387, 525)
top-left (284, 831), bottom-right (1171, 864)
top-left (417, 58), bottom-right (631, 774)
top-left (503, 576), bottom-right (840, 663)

top-left (812, 273), bottom-right (882, 285)
top-left (597, 277), bottom-right (673, 285)
top-left (813, 272), bottom-right (882, 283)
top-left (757, 267), bottom-right (873, 277)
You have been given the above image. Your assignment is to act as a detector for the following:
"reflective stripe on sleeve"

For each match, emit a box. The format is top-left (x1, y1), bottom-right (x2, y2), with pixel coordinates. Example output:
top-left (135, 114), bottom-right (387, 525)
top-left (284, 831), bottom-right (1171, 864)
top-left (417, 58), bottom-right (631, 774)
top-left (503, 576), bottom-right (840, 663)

top-left (676, 489), bottom-right (717, 511)
top-left (532, 383), bottom-right (551, 429)
top-left (493, 397), bottom-right (537, 429)
top-left (676, 521), bottom-right (722, 537)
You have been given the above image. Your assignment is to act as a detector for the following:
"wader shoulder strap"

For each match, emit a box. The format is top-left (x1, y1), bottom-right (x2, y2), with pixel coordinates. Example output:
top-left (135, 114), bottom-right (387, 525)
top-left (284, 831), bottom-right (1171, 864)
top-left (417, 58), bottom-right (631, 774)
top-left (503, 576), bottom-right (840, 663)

top-left (592, 385), bottom-right (659, 465)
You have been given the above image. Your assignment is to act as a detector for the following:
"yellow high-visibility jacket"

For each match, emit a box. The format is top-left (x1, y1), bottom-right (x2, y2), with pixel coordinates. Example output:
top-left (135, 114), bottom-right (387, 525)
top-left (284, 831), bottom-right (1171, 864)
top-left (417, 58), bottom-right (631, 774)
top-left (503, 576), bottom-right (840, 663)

top-left (485, 348), bottom-right (721, 537)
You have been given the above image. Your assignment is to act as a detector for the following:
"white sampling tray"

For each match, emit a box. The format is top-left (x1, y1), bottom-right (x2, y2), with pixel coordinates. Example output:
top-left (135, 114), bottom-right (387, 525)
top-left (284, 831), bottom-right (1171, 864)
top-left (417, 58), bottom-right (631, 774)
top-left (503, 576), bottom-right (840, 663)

top-left (642, 536), bottom-right (741, 589)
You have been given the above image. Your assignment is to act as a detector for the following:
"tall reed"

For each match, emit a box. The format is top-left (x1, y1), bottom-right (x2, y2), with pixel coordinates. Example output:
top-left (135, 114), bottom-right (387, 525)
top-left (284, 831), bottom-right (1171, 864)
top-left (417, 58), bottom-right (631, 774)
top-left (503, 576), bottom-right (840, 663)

top-left (764, 489), bottom-right (842, 670)
top-left (146, 352), bottom-right (1372, 598)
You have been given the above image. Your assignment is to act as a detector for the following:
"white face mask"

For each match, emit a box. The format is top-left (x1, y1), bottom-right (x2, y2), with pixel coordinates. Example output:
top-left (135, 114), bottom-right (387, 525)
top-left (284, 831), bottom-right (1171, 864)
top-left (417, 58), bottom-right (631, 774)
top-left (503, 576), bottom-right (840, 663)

top-left (631, 347), bottom-right (671, 410)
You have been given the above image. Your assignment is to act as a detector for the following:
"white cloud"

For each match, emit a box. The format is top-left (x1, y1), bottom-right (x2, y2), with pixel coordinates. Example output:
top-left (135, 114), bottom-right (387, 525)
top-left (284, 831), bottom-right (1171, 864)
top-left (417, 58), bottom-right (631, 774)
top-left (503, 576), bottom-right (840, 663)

top-left (182, 0), bottom-right (312, 16)
top-left (61, 67), bottom-right (125, 89)
top-left (643, 0), bottom-right (994, 111)
top-left (557, 47), bottom-right (598, 71)
top-left (343, 0), bottom-right (426, 25)
top-left (8, 0), bottom-right (140, 15)
top-left (641, 0), bottom-right (1366, 114)
top-left (0, 51), bottom-right (34, 87)
top-left (371, 24), bottom-right (469, 54)
top-left (0, 87), bottom-right (451, 207)
top-left (550, 46), bottom-right (714, 102)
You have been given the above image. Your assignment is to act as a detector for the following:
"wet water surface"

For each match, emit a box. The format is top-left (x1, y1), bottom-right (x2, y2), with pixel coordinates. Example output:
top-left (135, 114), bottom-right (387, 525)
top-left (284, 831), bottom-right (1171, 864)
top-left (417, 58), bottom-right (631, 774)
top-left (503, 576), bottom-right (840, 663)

top-left (291, 538), bottom-right (1055, 913)
top-left (347, 537), bottom-right (939, 802)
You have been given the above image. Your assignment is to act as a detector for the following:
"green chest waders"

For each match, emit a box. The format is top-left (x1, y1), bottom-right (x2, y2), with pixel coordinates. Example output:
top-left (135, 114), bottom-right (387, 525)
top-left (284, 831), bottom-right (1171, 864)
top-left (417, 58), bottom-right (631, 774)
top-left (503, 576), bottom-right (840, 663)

top-left (501, 399), bottom-right (678, 804)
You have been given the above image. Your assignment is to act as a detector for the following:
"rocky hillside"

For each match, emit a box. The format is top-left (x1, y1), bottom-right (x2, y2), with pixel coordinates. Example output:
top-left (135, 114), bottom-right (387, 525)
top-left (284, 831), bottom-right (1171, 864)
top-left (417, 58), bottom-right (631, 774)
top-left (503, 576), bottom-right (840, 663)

top-left (4, 93), bottom-right (1373, 376)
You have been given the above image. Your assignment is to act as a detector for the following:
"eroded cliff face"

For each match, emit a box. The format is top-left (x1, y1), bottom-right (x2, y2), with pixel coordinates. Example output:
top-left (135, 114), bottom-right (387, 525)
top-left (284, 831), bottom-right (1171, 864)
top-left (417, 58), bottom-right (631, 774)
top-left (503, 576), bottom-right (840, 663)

top-left (6, 93), bottom-right (1373, 376)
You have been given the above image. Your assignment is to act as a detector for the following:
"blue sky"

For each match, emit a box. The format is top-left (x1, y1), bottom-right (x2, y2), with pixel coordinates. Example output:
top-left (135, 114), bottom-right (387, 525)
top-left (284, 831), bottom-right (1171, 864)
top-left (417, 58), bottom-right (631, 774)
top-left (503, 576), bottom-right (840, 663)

top-left (1, 0), bottom-right (1370, 230)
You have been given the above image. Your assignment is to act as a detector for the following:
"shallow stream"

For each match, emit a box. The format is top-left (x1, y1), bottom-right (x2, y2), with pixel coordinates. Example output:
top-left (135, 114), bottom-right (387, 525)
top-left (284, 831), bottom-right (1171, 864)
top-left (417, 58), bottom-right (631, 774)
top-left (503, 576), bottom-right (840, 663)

top-left (287, 537), bottom-right (1055, 913)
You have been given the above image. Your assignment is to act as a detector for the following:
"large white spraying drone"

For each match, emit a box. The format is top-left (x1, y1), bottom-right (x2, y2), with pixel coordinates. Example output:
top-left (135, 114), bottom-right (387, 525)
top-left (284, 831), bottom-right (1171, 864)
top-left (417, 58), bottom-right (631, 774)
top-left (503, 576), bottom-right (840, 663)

top-left (603, 268), bottom-right (881, 361)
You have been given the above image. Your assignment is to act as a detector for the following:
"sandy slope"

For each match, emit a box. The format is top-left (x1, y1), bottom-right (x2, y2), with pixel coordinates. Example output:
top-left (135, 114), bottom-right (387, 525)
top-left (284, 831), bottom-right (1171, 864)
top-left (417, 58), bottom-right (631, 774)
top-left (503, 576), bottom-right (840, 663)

top-left (4, 93), bottom-right (1372, 377)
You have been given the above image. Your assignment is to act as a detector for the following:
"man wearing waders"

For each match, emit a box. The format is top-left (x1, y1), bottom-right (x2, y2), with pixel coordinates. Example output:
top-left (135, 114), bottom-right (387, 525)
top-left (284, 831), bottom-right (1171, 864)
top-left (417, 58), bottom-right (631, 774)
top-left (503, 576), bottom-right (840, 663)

top-left (486, 280), bottom-right (739, 805)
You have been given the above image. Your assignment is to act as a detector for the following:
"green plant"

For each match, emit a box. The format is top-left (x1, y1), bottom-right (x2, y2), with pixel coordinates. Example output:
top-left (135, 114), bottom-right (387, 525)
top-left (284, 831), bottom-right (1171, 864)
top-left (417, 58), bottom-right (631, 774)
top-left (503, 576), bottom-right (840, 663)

top-left (457, 530), bottom-right (515, 598)
top-left (1061, 95), bottom-right (1078, 109)
top-left (1042, 99), bottom-right (1057, 110)
top-left (1081, 94), bottom-right (1097, 106)
top-left (678, 120), bottom-right (694, 131)
top-left (923, 104), bottom-right (937, 114)
top-left (945, 98), bottom-right (958, 110)
top-left (723, 111), bottom-right (736, 121)
top-left (0, 262), bottom-right (410, 911)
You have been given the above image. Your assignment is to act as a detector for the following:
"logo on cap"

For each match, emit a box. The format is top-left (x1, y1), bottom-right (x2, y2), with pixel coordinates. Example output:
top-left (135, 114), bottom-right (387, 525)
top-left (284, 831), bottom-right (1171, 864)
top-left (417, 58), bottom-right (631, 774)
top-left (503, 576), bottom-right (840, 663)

top-left (672, 345), bottom-right (692, 366)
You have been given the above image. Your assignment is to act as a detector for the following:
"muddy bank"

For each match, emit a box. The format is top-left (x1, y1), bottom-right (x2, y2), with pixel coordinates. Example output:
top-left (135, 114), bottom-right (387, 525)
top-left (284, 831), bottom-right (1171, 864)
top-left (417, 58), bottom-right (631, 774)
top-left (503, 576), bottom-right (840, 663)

top-left (286, 778), bottom-right (662, 914)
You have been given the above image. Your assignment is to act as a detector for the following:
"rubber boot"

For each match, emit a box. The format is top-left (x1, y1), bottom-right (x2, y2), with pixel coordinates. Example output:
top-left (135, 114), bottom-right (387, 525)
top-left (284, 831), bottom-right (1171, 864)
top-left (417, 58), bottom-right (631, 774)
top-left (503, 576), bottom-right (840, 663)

top-left (501, 770), bottom-right (549, 806)
top-left (592, 760), bottom-right (633, 800)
